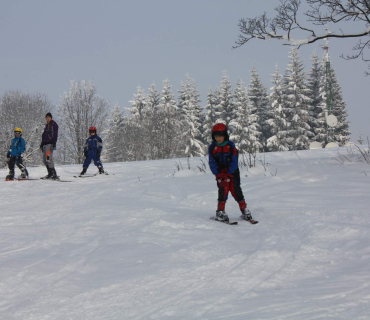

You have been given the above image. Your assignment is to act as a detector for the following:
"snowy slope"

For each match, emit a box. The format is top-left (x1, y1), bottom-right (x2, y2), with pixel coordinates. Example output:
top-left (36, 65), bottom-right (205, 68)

top-left (1, 147), bottom-right (370, 320)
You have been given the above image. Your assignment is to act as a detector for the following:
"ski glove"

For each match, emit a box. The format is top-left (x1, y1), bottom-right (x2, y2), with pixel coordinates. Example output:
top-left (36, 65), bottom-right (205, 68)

top-left (96, 150), bottom-right (101, 158)
top-left (84, 150), bottom-right (88, 158)
top-left (216, 173), bottom-right (232, 188)
top-left (6, 152), bottom-right (10, 158)
top-left (216, 173), bottom-right (225, 180)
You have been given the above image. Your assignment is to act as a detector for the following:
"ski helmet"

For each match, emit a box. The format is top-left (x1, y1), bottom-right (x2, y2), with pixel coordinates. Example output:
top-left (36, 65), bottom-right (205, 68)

top-left (14, 128), bottom-right (22, 136)
top-left (89, 126), bottom-right (97, 134)
top-left (212, 123), bottom-right (229, 141)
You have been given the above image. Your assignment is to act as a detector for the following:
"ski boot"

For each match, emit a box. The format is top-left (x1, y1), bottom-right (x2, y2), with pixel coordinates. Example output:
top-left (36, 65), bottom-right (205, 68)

top-left (98, 166), bottom-right (105, 174)
top-left (215, 210), bottom-right (229, 222)
top-left (80, 167), bottom-right (87, 176)
top-left (19, 169), bottom-right (29, 180)
top-left (241, 209), bottom-right (253, 221)
top-left (50, 168), bottom-right (59, 180)
top-left (41, 167), bottom-right (53, 179)
top-left (241, 209), bottom-right (259, 224)
top-left (5, 170), bottom-right (14, 181)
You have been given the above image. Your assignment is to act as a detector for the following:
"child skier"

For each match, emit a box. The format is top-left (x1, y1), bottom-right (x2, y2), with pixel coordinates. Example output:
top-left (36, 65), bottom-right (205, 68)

top-left (208, 123), bottom-right (257, 224)
top-left (80, 126), bottom-right (105, 176)
top-left (5, 128), bottom-right (29, 181)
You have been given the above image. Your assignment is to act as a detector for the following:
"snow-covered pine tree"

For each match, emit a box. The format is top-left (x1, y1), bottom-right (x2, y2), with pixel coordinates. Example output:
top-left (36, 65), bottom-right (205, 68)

top-left (178, 75), bottom-right (205, 157)
top-left (103, 104), bottom-right (126, 162)
top-left (126, 86), bottom-right (154, 161)
top-left (307, 51), bottom-right (325, 143)
top-left (317, 62), bottom-right (351, 146)
top-left (214, 71), bottom-right (236, 127)
top-left (284, 47), bottom-right (313, 150)
top-left (203, 87), bottom-right (218, 145)
top-left (156, 79), bottom-right (181, 159)
top-left (230, 79), bottom-right (262, 154)
top-left (128, 86), bottom-right (148, 123)
top-left (247, 66), bottom-right (267, 151)
top-left (146, 83), bottom-right (161, 159)
top-left (147, 83), bottom-right (161, 112)
top-left (266, 65), bottom-right (290, 151)
top-left (330, 68), bottom-right (351, 145)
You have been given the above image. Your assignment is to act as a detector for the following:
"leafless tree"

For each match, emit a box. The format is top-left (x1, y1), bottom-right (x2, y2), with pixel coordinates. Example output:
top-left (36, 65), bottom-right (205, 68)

top-left (58, 80), bottom-right (110, 164)
top-left (0, 91), bottom-right (52, 167)
top-left (234, 0), bottom-right (370, 74)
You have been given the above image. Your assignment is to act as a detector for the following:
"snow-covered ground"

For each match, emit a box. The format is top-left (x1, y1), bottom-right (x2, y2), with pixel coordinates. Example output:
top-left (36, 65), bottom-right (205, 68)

top-left (1, 147), bottom-right (370, 320)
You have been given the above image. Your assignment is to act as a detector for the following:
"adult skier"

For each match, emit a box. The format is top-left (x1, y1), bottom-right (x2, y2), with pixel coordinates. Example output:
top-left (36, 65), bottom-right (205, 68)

top-left (5, 128), bottom-right (29, 181)
top-left (80, 126), bottom-right (105, 176)
top-left (40, 112), bottom-right (59, 180)
top-left (208, 123), bottom-right (257, 224)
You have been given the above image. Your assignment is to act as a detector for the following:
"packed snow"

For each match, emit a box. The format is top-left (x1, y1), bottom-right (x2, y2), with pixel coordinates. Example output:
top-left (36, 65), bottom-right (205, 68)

top-left (1, 147), bottom-right (370, 320)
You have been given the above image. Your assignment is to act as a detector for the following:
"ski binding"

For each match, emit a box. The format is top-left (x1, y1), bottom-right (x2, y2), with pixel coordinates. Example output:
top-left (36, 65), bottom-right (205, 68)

top-left (210, 217), bottom-right (238, 225)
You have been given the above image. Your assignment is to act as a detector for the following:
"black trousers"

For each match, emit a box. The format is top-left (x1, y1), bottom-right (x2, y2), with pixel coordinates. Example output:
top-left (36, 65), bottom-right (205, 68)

top-left (8, 156), bottom-right (27, 173)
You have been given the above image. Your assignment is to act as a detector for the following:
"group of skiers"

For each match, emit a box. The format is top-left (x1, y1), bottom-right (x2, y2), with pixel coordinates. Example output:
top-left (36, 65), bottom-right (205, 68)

top-left (5, 112), bottom-right (105, 181)
top-left (5, 116), bottom-right (256, 223)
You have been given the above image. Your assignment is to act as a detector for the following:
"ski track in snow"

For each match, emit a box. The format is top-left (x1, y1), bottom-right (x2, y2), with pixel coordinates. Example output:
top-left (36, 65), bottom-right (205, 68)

top-left (1, 148), bottom-right (370, 319)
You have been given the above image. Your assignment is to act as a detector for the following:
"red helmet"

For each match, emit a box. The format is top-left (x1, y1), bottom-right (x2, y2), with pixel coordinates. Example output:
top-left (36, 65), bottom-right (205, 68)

top-left (89, 126), bottom-right (97, 133)
top-left (212, 123), bottom-right (227, 133)
top-left (211, 123), bottom-right (229, 141)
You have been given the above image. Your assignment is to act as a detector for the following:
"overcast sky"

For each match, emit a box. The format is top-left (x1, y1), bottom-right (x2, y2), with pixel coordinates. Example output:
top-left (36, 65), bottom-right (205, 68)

top-left (1, 0), bottom-right (369, 140)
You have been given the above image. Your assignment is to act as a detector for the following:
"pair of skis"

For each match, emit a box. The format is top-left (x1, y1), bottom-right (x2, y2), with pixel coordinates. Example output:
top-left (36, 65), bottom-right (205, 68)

top-left (210, 216), bottom-right (259, 225)
top-left (73, 172), bottom-right (109, 178)
top-left (6, 177), bottom-right (39, 181)
top-left (6, 172), bottom-right (108, 182)
top-left (6, 178), bottom-right (72, 182)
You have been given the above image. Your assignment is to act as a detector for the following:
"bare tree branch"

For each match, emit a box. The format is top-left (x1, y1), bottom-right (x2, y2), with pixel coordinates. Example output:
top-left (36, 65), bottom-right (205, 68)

top-left (234, 0), bottom-right (370, 74)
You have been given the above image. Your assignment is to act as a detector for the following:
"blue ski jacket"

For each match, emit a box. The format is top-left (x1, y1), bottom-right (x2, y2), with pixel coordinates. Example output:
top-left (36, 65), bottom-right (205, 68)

top-left (84, 135), bottom-right (103, 156)
top-left (208, 140), bottom-right (239, 175)
top-left (8, 137), bottom-right (26, 157)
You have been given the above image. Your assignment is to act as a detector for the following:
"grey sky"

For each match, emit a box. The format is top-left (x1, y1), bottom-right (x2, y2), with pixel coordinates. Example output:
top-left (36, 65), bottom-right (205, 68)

top-left (1, 0), bottom-right (368, 140)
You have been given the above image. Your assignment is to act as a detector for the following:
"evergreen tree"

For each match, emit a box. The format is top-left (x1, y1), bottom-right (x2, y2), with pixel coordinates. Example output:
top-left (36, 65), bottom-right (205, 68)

top-left (318, 63), bottom-right (351, 146)
top-left (266, 65), bottom-right (290, 151)
top-left (230, 79), bottom-right (262, 154)
top-left (307, 51), bottom-right (325, 143)
top-left (331, 67), bottom-right (351, 145)
top-left (179, 75), bottom-right (205, 157)
top-left (247, 66), bottom-right (266, 151)
top-left (203, 87), bottom-right (217, 145)
top-left (147, 83), bottom-right (161, 112)
top-left (104, 104), bottom-right (125, 162)
top-left (125, 86), bottom-right (149, 160)
top-left (146, 83), bottom-right (161, 159)
top-left (284, 47), bottom-right (313, 150)
top-left (128, 86), bottom-right (148, 122)
top-left (214, 71), bottom-right (235, 127)
top-left (156, 79), bottom-right (181, 159)
top-left (212, 87), bottom-right (223, 122)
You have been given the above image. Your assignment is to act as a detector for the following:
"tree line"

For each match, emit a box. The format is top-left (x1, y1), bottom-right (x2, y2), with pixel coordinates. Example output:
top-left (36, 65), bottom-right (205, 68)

top-left (104, 47), bottom-right (350, 162)
top-left (0, 47), bottom-right (350, 167)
